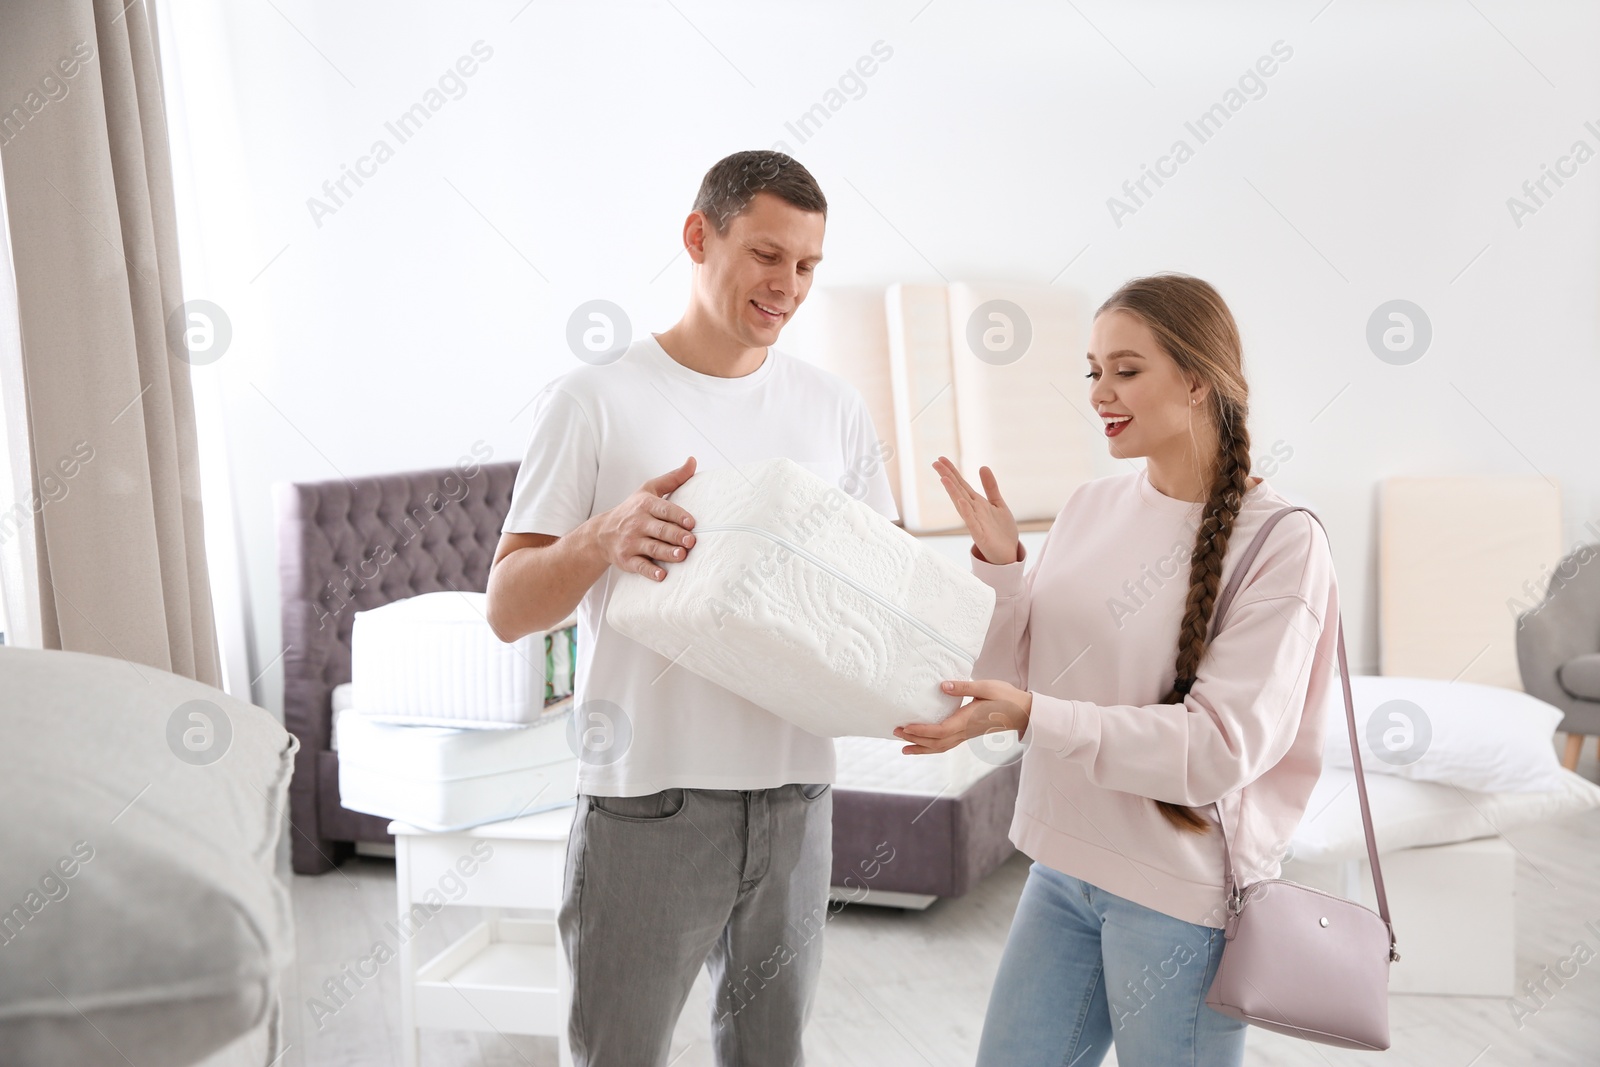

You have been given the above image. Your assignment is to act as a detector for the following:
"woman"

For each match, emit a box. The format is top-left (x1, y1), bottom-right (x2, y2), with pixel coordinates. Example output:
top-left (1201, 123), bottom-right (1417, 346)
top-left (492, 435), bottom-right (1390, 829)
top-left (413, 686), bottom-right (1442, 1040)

top-left (895, 273), bottom-right (1340, 1067)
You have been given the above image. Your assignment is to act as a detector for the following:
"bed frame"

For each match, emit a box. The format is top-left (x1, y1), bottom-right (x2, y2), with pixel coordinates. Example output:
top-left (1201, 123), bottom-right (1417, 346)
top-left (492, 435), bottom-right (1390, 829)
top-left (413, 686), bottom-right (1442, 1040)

top-left (275, 459), bottom-right (1022, 901)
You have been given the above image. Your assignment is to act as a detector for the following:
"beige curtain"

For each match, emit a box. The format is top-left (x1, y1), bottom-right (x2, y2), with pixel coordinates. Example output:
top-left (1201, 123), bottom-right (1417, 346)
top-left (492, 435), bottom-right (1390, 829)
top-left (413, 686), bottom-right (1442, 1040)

top-left (0, 0), bottom-right (219, 685)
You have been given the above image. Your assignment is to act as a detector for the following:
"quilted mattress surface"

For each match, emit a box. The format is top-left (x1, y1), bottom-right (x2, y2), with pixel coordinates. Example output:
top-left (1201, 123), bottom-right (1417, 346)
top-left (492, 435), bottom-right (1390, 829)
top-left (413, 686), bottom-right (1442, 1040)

top-left (605, 457), bottom-right (997, 739)
top-left (351, 590), bottom-right (545, 728)
top-left (337, 709), bottom-right (578, 831)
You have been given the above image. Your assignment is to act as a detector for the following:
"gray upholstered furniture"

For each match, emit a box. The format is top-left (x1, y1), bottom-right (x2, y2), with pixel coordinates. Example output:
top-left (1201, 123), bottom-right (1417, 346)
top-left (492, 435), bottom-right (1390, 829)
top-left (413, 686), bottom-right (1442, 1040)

top-left (276, 461), bottom-right (1022, 899)
top-left (0, 647), bottom-right (296, 1066)
top-left (1516, 542), bottom-right (1600, 769)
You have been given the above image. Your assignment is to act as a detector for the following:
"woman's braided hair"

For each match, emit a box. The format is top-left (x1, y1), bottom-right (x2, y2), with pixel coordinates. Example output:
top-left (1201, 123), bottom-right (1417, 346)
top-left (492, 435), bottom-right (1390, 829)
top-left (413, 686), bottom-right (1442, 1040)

top-left (1096, 273), bottom-right (1252, 835)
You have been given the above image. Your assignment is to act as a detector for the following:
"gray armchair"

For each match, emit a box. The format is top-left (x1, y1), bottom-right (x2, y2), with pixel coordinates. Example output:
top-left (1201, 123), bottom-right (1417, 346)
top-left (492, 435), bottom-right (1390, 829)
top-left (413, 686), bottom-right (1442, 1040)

top-left (1517, 543), bottom-right (1600, 769)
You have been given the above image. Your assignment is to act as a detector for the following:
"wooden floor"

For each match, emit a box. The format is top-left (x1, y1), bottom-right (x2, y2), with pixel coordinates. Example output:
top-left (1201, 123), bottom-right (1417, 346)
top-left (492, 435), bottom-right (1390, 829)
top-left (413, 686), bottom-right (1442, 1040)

top-left (254, 766), bottom-right (1600, 1067)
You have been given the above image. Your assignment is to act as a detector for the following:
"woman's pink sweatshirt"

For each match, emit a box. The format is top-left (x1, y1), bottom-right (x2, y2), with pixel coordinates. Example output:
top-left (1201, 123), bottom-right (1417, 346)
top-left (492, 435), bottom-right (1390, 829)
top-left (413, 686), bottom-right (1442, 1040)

top-left (969, 467), bottom-right (1341, 928)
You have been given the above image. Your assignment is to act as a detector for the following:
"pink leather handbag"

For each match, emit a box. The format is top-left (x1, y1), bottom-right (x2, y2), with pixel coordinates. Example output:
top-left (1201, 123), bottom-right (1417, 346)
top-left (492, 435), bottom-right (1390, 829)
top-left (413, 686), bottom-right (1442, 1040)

top-left (1199, 505), bottom-right (1399, 1050)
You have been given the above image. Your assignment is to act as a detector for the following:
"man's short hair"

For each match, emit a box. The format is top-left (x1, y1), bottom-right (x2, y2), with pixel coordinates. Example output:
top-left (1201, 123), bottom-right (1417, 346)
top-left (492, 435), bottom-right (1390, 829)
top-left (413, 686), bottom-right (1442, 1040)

top-left (692, 150), bottom-right (827, 235)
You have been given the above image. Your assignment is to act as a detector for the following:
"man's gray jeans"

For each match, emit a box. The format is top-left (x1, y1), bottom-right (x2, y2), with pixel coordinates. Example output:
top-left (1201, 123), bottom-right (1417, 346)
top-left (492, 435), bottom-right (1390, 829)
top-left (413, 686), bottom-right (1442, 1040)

top-left (557, 784), bottom-right (834, 1066)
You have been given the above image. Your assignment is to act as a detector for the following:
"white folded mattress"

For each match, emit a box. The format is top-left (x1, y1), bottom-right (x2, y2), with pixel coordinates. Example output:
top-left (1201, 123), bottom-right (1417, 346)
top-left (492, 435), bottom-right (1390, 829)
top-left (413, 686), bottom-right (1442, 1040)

top-left (833, 734), bottom-right (1022, 796)
top-left (605, 457), bottom-right (997, 739)
top-left (945, 282), bottom-right (1091, 524)
top-left (351, 590), bottom-right (546, 728)
top-left (336, 707), bottom-right (579, 832)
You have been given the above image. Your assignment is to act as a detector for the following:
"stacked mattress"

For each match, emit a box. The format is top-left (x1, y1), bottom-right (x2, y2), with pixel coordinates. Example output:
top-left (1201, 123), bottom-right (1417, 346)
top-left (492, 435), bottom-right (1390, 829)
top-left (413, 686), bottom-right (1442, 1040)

top-left (335, 704), bottom-right (577, 832)
top-left (336, 591), bottom-right (580, 831)
top-left (606, 457), bottom-right (997, 739)
top-left (351, 591), bottom-right (553, 728)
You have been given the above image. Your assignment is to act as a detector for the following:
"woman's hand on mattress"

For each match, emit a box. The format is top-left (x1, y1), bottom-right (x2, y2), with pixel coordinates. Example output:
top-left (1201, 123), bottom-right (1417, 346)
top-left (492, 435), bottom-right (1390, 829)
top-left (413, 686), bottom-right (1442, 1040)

top-left (593, 457), bottom-right (699, 582)
top-left (893, 679), bottom-right (1033, 755)
top-left (932, 456), bottom-right (1019, 565)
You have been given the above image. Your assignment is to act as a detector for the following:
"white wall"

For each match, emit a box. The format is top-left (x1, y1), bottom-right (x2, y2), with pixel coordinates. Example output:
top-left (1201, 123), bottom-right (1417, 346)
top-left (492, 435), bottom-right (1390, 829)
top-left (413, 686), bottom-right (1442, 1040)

top-left (157, 0), bottom-right (1600, 717)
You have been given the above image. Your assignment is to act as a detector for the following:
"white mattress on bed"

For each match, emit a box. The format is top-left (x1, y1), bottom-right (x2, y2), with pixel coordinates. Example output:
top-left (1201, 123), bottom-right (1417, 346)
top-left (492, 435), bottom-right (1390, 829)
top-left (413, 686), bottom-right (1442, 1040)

top-left (833, 734), bottom-right (1022, 796)
top-left (336, 706), bottom-right (578, 832)
top-left (606, 457), bottom-right (996, 739)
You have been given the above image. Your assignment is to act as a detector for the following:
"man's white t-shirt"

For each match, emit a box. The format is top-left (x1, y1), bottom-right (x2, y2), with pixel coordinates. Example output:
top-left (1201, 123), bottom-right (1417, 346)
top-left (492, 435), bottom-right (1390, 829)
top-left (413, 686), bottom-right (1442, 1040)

top-left (502, 333), bottom-right (900, 797)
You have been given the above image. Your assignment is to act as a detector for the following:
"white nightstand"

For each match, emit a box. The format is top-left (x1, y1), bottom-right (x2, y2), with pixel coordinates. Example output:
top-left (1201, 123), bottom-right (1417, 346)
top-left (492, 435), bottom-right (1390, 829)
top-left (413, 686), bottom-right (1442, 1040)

top-left (389, 806), bottom-right (577, 1067)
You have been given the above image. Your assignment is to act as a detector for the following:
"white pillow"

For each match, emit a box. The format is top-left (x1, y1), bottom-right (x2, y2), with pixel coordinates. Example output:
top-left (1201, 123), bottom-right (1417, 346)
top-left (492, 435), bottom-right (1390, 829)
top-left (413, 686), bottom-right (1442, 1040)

top-left (1289, 765), bottom-right (1600, 865)
top-left (1324, 675), bottom-right (1565, 793)
top-left (0, 648), bottom-right (297, 1067)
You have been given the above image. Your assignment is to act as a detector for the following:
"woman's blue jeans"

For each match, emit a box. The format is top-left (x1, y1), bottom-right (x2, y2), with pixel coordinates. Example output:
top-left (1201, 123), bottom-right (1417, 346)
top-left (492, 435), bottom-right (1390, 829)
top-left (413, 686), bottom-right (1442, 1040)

top-left (975, 862), bottom-right (1248, 1067)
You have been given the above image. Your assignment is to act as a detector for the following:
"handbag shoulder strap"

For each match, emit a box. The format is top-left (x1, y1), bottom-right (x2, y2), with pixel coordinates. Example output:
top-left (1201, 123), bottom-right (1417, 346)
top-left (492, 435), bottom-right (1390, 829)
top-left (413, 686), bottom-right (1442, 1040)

top-left (1205, 505), bottom-right (1395, 949)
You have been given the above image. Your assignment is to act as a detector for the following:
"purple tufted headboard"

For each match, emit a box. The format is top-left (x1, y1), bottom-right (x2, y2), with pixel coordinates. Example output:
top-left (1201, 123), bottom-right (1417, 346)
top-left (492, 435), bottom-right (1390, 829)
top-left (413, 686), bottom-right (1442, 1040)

top-left (273, 458), bottom-right (518, 874)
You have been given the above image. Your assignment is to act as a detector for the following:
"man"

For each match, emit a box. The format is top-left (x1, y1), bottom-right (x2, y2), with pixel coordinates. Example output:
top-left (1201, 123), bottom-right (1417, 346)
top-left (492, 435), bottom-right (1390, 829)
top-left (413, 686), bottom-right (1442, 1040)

top-left (486, 150), bottom-right (898, 1066)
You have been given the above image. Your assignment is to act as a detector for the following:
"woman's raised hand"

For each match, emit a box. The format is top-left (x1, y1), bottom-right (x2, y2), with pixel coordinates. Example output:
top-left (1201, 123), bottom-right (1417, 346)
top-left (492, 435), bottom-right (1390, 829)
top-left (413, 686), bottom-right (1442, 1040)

top-left (933, 456), bottom-right (1020, 565)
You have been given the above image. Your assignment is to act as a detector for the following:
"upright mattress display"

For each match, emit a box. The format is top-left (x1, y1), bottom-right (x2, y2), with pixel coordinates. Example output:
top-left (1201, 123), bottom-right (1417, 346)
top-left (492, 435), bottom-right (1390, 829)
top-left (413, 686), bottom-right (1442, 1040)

top-left (804, 285), bottom-right (903, 514)
top-left (1378, 476), bottom-right (1562, 690)
top-left (606, 457), bottom-right (997, 739)
top-left (945, 282), bottom-right (1091, 524)
top-left (885, 283), bottom-right (964, 533)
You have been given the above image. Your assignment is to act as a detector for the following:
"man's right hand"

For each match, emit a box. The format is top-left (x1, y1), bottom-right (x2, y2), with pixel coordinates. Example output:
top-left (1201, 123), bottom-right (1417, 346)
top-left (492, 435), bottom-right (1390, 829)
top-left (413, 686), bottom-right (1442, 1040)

top-left (592, 456), bottom-right (700, 581)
